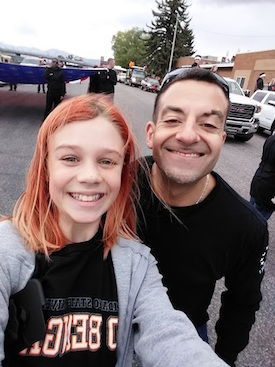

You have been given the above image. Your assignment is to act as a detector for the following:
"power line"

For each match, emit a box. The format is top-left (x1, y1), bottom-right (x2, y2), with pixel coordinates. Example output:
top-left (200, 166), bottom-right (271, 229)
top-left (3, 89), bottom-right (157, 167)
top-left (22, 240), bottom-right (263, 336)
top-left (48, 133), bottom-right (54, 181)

top-left (193, 26), bottom-right (275, 38)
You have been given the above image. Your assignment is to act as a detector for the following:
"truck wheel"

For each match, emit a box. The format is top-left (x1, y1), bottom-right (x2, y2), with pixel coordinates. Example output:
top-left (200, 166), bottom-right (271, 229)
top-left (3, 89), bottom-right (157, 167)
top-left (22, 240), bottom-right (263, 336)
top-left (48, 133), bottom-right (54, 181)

top-left (234, 133), bottom-right (254, 142)
top-left (270, 121), bottom-right (275, 134)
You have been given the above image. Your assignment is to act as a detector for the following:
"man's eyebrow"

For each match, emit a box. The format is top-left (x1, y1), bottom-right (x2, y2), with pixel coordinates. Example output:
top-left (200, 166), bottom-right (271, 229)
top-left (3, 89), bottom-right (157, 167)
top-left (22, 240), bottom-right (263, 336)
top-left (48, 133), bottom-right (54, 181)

top-left (161, 106), bottom-right (224, 119)
top-left (202, 110), bottom-right (224, 119)
top-left (161, 106), bottom-right (184, 115)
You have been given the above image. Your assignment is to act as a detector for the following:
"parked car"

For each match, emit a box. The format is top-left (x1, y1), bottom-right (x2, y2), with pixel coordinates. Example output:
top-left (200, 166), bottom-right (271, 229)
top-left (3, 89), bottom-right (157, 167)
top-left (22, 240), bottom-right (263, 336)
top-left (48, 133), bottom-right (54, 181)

top-left (161, 67), bottom-right (260, 142)
top-left (141, 77), bottom-right (160, 92)
top-left (125, 66), bottom-right (146, 87)
top-left (250, 89), bottom-right (275, 134)
top-left (114, 66), bottom-right (127, 83)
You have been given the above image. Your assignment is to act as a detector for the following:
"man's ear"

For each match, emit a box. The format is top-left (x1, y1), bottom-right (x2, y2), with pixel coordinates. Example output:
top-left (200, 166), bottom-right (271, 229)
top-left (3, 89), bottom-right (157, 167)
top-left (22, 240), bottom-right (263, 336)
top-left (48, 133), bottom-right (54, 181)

top-left (145, 121), bottom-right (155, 149)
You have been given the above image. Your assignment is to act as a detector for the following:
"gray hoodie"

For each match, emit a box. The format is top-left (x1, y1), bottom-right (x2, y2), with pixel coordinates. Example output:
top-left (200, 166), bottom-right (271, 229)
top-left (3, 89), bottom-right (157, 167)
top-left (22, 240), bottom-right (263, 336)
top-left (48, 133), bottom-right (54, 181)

top-left (0, 220), bottom-right (228, 366)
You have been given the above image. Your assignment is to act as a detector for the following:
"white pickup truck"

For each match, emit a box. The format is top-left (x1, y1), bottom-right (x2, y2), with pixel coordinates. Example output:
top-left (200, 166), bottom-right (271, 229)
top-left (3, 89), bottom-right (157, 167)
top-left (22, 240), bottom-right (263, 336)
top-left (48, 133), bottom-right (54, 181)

top-left (250, 90), bottom-right (275, 134)
top-left (224, 77), bottom-right (260, 141)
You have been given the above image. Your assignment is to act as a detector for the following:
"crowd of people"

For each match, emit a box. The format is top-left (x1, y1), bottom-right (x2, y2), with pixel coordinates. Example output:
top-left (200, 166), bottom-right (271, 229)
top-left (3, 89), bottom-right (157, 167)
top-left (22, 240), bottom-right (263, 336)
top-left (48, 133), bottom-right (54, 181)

top-left (0, 61), bottom-right (273, 367)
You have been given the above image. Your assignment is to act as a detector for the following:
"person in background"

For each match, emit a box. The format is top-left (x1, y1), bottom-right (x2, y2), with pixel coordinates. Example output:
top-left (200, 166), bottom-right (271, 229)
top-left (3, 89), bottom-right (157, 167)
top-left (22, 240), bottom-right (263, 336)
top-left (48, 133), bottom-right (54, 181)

top-left (37, 59), bottom-right (46, 94)
top-left (9, 83), bottom-right (17, 91)
top-left (43, 58), bottom-right (65, 120)
top-left (250, 133), bottom-right (275, 220)
top-left (88, 58), bottom-right (117, 101)
top-left (254, 72), bottom-right (266, 91)
top-left (58, 59), bottom-right (67, 94)
top-left (193, 54), bottom-right (202, 67)
top-left (136, 67), bottom-right (268, 367)
top-left (9, 58), bottom-right (17, 91)
top-left (268, 77), bottom-right (275, 91)
top-left (0, 94), bottom-right (229, 367)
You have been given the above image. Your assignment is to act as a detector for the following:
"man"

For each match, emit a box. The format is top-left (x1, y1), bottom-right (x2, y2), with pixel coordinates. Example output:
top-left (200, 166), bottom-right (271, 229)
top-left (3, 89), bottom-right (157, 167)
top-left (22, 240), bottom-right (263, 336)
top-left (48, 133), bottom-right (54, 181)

top-left (193, 54), bottom-right (202, 67)
top-left (250, 133), bottom-right (275, 220)
top-left (43, 58), bottom-right (65, 120)
top-left (254, 72), bottom-right (266, 91)
top-left (137, 68), bottom-right (268, 367)
top-left (37, 59), bottom-right (46, 94)
top-left (88, 58), bottom-right (117, 100)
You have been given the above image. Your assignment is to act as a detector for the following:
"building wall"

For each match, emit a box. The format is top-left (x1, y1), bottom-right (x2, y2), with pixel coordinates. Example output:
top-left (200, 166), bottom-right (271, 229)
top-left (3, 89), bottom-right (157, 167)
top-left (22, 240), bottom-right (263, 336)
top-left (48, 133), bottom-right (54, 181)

top-left (233, 49), bottom-right (275, 93)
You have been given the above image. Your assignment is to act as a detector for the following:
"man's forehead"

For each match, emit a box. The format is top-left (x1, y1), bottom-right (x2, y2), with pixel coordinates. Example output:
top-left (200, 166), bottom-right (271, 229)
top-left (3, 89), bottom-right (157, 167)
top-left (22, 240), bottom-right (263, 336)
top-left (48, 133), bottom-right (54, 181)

top-left (161, 79), bottom-right (226, 100)
top-left (159, 80), bottom-right (196, 104)
top-left (157, 80), bottom-right (228, 115)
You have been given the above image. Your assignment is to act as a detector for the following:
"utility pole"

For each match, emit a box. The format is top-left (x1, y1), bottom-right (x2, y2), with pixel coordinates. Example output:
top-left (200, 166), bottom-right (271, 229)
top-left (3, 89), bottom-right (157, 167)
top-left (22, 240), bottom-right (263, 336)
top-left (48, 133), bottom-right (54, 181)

top-left (168, 14), bottom-right (179, 72)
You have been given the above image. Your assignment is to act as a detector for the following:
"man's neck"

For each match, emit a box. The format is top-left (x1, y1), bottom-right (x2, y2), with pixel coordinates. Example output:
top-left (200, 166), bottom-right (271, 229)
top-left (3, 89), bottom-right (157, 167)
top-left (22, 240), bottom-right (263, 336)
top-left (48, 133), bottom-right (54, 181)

top-left (151, 163), bottom-right (214, 207)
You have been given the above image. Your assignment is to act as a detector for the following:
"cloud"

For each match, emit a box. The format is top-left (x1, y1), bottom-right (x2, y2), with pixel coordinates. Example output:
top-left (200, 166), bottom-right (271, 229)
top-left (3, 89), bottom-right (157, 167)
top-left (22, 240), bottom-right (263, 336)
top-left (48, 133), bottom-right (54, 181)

top-left (1, 0), bottom-right (275, 61)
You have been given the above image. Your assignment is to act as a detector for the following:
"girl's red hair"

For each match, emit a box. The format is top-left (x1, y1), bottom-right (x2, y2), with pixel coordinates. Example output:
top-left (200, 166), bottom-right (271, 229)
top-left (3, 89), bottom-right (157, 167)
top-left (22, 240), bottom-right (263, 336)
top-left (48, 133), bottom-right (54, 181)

top-left (8, 94), bottom-right (139, 257)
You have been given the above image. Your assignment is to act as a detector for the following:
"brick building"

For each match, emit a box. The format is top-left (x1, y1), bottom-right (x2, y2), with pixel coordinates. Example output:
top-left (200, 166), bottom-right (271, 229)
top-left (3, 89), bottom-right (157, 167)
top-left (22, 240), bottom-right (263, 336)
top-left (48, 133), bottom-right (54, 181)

top-left (176, 49), bottom-right (275, 94)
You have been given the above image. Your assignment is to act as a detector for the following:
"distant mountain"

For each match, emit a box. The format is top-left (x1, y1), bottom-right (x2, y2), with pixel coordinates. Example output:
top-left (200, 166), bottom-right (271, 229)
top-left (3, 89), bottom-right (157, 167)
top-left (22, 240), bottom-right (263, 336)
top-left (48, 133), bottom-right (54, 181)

top-left (0, 41), bottom-right (100, 66)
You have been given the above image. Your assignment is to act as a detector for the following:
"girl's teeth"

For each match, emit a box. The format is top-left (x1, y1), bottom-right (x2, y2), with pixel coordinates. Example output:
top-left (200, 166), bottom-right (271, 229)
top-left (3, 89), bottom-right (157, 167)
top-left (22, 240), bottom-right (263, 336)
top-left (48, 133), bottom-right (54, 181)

top-left (71, 193), bottom-right (101, 202)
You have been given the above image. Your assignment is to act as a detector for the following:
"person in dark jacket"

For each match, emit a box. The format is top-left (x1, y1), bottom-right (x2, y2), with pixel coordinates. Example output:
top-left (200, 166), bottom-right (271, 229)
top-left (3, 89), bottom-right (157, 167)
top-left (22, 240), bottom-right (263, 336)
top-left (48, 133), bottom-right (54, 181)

top-left (43, 58), bottom-right (65, 120)
top-left (250, 133), bottom-right (275, 220)
top-left (254, 72), bottom-right (266, 91)
top-left (136, 68), bottom-right (269, 367)
top-left (88, 58), bottom-right (117, 100)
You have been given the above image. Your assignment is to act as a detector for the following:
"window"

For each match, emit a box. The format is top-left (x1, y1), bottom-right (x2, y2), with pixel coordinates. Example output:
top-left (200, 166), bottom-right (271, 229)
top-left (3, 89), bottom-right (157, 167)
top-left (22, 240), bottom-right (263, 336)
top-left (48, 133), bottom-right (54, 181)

top-left (251, 91), bottom-right (266, 103)
top-left (236, 77), bottom-right (245, 88)
top-left (265, 93), bottom-right (275, 105)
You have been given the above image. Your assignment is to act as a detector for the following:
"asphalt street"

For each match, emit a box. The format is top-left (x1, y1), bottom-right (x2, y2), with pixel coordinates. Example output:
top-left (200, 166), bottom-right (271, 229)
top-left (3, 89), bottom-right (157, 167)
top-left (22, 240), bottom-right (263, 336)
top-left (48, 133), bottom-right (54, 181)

top-left (0, 81), bottom-right (274, 367)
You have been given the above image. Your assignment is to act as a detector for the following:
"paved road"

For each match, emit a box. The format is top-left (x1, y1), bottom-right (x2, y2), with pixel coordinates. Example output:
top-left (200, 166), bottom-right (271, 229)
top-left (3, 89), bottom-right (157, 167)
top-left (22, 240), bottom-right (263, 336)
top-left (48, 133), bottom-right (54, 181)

top-left (0, 81), bottom-right (274, 366)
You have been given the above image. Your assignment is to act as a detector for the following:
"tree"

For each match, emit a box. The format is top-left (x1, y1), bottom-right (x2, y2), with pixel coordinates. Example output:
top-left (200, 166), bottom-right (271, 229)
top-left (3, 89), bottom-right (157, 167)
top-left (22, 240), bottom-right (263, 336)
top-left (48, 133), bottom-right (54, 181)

top-left (112, 28), bottom-right (147, 68)
top-left (144, 0), bottom-right (195, 78)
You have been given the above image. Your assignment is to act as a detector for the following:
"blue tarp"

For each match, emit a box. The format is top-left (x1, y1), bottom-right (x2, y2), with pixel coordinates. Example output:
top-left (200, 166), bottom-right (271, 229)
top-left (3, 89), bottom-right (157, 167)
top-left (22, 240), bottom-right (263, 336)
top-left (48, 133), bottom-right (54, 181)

top-left (0, 62), bottom-right (98, 84)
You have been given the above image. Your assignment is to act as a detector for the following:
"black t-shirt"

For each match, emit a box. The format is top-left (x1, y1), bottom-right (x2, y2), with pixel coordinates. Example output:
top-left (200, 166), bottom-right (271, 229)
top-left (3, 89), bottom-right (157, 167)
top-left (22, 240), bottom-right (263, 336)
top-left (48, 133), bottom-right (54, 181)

top-left (6, 230), bottom-right (118, 366)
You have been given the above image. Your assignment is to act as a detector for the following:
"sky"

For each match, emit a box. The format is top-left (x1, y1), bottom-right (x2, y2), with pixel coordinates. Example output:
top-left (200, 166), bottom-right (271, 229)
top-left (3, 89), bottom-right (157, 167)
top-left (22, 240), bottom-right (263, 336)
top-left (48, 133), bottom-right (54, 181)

top-left (1, 0), bottom-right (275, 62)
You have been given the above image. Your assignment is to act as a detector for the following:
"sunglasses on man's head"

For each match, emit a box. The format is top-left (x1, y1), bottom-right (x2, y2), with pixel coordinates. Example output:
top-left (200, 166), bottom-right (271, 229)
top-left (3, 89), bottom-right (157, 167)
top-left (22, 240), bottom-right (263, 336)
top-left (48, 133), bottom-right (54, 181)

top-left (211, 72), bottom-right (230, 99)
top-left (162, 69), bottom-right (230, 100)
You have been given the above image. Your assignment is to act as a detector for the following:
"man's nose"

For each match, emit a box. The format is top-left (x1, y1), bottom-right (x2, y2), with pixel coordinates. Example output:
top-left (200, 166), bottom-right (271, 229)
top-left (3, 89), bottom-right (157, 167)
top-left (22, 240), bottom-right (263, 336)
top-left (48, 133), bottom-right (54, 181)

top-left (175, 119), bottom-right (200, 144)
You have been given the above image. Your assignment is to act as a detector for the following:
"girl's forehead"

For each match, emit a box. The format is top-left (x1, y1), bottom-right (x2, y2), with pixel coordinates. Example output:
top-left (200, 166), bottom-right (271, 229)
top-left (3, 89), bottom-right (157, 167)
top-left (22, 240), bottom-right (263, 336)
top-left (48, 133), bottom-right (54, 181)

top-left (49, 117), bottom-right (125, 151)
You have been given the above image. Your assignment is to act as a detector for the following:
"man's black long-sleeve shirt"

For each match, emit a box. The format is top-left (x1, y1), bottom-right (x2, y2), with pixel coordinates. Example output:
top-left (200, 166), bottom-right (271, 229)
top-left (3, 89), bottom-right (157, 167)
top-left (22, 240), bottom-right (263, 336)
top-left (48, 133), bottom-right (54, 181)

top-left (137, 156), bottom-right (268, 366)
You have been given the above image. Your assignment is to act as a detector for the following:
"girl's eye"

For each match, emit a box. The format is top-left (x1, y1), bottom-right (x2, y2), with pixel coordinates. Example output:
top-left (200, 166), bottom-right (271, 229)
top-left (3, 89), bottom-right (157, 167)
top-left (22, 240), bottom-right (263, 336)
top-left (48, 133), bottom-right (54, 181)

top-left (63, 156), bottom-right (77, 162)
top-left (101, 159), bottom-right (115, 166)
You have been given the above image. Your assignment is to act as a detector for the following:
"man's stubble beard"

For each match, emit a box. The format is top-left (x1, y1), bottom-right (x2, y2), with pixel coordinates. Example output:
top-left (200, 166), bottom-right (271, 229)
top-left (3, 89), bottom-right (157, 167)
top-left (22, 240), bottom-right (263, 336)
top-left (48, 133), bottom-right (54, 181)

top-left (161, 166), bottom-right (201, 186)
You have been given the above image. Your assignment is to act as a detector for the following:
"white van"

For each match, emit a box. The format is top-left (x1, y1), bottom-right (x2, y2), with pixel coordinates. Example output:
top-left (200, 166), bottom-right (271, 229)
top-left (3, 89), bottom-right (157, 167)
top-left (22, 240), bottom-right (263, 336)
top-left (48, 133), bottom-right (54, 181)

top-left (114, 66), bottom-right (127, 83)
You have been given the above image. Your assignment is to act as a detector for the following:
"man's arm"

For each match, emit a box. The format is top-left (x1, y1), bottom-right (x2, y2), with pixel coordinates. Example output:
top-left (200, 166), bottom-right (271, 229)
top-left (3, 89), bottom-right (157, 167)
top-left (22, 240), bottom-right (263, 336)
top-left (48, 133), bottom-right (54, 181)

top-left (60, 71), bottom-right (66, 97)
top-left (43, 67), bottom-right (51, 82)
top-left (215, 218), bottom-right (268, 366)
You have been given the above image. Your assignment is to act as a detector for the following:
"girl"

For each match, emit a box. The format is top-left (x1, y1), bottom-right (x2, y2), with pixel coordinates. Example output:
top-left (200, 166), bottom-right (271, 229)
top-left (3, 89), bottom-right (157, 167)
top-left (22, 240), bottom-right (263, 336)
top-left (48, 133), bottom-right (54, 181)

top-left (0, 94), bottom-right (228, 367)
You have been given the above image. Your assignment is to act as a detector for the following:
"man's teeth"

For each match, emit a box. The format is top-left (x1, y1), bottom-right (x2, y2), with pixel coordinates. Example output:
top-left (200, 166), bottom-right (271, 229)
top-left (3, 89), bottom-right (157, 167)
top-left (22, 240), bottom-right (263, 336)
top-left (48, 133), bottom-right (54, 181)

top-left (174, 151), bottom-right (200, 157)
top-left (71, 193), bottom-right (101, 202)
